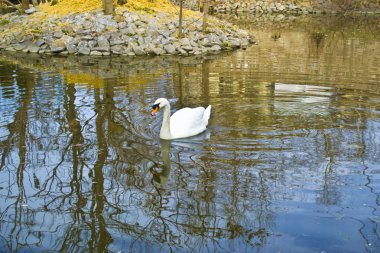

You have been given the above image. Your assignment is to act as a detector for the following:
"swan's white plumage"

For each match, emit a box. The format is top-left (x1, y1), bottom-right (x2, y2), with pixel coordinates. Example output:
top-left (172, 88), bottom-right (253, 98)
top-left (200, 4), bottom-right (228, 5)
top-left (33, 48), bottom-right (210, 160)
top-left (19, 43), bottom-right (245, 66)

top-left (151, 98), bottom-right (211, 140)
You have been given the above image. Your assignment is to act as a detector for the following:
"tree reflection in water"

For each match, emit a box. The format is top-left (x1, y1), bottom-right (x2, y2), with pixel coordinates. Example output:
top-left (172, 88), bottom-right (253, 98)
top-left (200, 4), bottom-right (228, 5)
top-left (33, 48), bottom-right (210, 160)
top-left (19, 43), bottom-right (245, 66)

top-left (0, 62), bottom-right (272, 253)
top-left (0, 14), bottom-right (380, 252)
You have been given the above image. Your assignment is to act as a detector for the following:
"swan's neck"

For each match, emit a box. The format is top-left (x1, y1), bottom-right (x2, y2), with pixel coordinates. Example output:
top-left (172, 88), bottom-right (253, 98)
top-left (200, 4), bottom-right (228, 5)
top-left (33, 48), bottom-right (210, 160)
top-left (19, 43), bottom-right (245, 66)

top-left (160, 104), bottom-right (172, 139)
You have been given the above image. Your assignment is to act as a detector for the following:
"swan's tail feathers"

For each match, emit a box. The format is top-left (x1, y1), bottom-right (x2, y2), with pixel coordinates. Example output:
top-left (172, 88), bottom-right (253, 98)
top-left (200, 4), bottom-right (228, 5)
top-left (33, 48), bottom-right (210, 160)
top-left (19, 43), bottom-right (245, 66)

top-left (203, 105), bottom-right (211, 125)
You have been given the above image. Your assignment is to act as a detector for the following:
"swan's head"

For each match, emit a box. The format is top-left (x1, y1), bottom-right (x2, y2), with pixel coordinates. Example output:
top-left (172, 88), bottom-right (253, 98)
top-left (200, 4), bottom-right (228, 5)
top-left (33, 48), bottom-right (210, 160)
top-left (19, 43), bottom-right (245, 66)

top-left (151, 98), bottom-right (168, 116)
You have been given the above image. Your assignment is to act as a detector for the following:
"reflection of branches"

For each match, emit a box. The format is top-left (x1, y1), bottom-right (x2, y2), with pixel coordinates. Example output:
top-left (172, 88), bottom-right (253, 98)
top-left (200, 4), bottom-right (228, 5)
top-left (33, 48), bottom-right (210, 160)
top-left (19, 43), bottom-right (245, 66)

top-left (31, 140), bottom-right (68, 201)
top-left (0, 55), bottom-right (279, 253)
top-left (0, 121), bottom-right (16, 171)
top-left (53, 222), bottom-right (84, 253)
top-left (1, 69), bottom-right (35, 252)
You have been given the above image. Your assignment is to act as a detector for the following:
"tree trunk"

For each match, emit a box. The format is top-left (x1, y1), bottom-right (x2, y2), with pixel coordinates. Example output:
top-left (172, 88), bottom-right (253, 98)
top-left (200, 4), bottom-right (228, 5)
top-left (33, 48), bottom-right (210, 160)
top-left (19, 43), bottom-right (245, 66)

top-left (20, 0), bottom-right (29, 13)
top-left (178, 0), bottom-right (183, 38)
top-left (102, 0), bottom-right (114, 15)
top-left (117, 0), bottom-right (127, 5)
top-left (32, 0), bottom-right (38, 7)
top-left (202, 0), bottom-right (209, 32)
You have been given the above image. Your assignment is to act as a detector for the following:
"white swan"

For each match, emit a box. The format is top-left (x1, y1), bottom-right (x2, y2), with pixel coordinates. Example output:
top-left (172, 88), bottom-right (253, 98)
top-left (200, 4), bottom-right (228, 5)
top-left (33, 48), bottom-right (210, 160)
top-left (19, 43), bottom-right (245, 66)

top-left (151, 98), bottom-right (211, 140)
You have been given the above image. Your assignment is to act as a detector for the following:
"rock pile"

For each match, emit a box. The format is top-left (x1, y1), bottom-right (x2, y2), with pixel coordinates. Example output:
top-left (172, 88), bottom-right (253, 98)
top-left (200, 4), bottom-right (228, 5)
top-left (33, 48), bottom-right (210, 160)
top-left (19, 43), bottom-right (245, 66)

top-left (212, 0), bottom-right (319, 14)
top-left (0, 9), bottom-right (254, 56)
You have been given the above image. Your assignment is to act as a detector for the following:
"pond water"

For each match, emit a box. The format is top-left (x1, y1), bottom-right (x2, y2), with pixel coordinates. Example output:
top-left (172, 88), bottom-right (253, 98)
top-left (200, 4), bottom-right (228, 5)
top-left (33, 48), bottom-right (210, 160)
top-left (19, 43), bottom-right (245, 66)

top-left (0, 14), bottom-right (379, 253)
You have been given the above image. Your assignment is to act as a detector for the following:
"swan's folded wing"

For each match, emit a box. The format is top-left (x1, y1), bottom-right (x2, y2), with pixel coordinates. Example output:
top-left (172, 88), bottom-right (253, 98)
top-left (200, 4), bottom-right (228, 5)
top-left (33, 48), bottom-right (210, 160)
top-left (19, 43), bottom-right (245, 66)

top-left (170, 107), bottom-right (207, 138)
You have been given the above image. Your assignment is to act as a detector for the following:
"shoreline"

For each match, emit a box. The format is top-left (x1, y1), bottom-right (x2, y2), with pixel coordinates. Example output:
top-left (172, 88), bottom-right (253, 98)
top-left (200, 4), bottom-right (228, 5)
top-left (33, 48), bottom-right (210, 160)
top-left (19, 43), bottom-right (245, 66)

top-left (206, 0), bottom-right (380, 15)
top-left (0, 7), bottom-right (254, 57)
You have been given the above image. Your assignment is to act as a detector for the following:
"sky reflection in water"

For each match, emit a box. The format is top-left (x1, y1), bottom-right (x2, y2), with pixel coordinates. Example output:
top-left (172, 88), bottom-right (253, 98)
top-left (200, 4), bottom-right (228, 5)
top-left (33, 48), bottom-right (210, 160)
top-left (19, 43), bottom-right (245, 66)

top-left (0, 15), bottom-right (380, 253)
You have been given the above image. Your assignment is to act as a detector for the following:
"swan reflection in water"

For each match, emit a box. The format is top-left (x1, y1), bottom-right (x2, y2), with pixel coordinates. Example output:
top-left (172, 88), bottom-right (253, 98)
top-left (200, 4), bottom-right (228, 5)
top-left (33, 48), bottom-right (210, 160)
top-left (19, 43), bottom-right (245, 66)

top-left (150, 131), bottom-right (211, 185)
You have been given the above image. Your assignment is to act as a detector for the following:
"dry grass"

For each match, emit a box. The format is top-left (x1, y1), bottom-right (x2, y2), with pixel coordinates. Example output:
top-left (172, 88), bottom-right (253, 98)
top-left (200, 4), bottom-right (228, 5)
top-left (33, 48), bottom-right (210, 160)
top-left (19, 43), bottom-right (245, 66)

top-left (40, 0), bottom-right (102, 16)
top-left (39, 0), bottom-right (200, 18)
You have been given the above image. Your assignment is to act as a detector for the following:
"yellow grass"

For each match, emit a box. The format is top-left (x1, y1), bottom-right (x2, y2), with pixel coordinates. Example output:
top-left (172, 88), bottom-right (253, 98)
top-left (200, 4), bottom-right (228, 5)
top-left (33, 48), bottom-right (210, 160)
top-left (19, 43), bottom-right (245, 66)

top-left (39, 0), bottom-right (200, 18)
top-left (40, 0), bottom-right (102, 16)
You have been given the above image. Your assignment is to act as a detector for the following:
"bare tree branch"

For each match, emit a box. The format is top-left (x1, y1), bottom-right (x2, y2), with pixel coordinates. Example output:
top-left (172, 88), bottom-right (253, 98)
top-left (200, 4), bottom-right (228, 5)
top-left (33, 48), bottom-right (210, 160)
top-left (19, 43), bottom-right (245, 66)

top-left (1, 0), bottom-right (17, 8)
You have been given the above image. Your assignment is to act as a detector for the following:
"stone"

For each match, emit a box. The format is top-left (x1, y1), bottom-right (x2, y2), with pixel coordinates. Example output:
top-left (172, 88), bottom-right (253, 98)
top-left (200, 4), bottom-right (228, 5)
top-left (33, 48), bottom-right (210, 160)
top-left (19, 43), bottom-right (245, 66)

top-left (123, 26), bottom-right (136, 36)
top-left (53, 30), bottom-right (63, 39)
top-left (14, 43), bottom-right (27, 51)
top-left (193, 49), bottom-right (203, 55)
top-left (62, 24), bottom-right (74, 35)
top-left (118, 22), bottom-right (127, 29)
top-left (228, 39), bottom-right (241, 47)
top-left (82, 21), bottom-right (93, 30)
top-left (62, 35), bottom-right (77, 54)
top-left (25, 7), bottom-right (36, 15)
top-left (73, 26), bottom-right (84, 35)
top-left (180, 37), bottom-right (191, 46)
top-left (77, 41), bottom-right (90, 55)
top-left (136, 28), bottom-right (146, 35)
top-left (241, 38), bottom-right (249, 48)
top-left (219, 34), bottom-right (228, 43)
top-left (152, 47), bottom-right (166, 55)
top-left (28, 45), bottom-right (40, 53)
top-left (50, 38), bottom-right (66, 53)
top-left (97, 35), bottom-right (109, 48)
top-left (94, 24), bottom-right (105, 34)
top-left (35, 39), bottom-right (45, 47)
top-left (206, 33), bottom-right (222, 45)
top-left (209, 45), bottom-right (221, 51)
top-left (111, 45), bottom-right (126, 54)
top-left (81, 35), bottom-right (93, 40)
top-left (88, 40), bottom-right (97, 49)
top-left (114, 14), bottom-right (125, 23)
top-left (90, 51), bottom-right (103, 56)
top-left (164, 44), bottom-right (176, 54)
top-left (181, 44), bottom-right (193, 51)
top-left (91, 46), bottom-right (109, 52)
top-left (137, 37), bottom-right (145, 47)
top-left (144, 35), bottom-right (153, 45)
top-left (131, 43), bottom-right (145, 55)
top-left (160, 37), bottom-right (170, 45)
top-left (277, 5), bottom-right (285, 11)
top-left (177, 48), bottom-right (187, 55)
top-left (200, 37), bottom-right (211, 47)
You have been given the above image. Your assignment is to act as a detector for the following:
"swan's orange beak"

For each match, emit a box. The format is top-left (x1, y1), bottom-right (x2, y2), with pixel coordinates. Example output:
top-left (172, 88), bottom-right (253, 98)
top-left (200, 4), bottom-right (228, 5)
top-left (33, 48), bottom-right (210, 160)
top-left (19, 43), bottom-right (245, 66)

top-left (151, 104), bottom-right (159, 116)
top-left (151, 107), bottom-right (159, 116)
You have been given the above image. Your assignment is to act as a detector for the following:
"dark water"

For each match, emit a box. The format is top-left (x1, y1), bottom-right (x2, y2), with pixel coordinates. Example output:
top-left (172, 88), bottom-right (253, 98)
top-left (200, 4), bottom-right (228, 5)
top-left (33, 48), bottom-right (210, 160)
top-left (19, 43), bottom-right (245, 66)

top-left (0, 15), bottom-right (379, 253)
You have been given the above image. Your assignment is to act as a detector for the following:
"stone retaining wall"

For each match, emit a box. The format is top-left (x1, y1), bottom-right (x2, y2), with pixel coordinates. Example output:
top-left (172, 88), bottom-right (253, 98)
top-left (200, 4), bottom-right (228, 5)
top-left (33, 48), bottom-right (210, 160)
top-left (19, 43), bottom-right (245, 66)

top-left (211, 0), bottom-right (319, 14)
top-left (0, 9), bottom-right (254, 57)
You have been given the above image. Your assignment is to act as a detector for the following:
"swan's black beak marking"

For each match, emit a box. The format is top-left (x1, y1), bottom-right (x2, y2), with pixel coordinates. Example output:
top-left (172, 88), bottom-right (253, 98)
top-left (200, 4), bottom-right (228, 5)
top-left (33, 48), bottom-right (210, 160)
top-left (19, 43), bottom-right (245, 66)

top-left (151, 104), bottom-right (160, 116)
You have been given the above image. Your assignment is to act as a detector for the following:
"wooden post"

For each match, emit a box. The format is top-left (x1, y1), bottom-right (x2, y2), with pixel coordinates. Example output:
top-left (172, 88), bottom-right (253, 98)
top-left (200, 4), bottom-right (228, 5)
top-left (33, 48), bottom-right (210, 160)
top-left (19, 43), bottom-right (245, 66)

top-left (202, 0), bottom-right (209, 32)
top-left (102, 0), bottom-right (114, 15)
top-left (178, 0), bottom-right (183, 38)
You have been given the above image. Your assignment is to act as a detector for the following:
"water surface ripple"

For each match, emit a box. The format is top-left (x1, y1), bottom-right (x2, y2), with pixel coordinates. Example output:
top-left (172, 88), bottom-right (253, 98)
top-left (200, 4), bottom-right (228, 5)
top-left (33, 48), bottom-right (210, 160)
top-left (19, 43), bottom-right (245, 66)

top-left (0, 15), bottom-right (380, 253)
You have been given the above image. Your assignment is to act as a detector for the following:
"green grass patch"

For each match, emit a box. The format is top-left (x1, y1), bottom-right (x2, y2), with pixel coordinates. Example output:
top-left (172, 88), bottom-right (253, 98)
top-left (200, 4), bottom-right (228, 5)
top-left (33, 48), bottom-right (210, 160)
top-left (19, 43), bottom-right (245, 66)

top-left (0, 19), bottom-right (10, 26)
